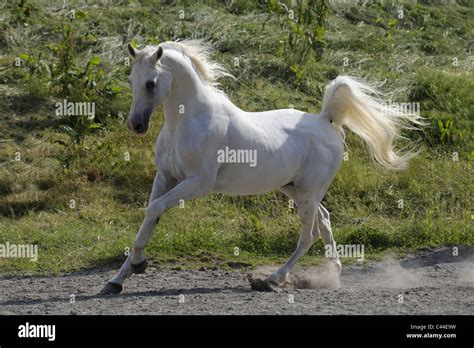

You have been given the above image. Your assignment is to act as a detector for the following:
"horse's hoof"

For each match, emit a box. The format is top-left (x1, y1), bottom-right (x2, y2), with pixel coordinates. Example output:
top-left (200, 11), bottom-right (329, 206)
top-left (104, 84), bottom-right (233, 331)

top-left (131, 259), bottom-right (148, 274)
top-left (101, 282), bottom-right (123, 294)
top-left (265, 272), bottom-right (287, 287)
top-left (247, 274), bottom-right (281, 292)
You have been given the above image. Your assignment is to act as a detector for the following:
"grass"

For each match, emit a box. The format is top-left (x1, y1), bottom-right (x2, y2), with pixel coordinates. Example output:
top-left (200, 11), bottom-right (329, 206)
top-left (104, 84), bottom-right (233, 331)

top-left (0, 0), bottom-right (472, 275)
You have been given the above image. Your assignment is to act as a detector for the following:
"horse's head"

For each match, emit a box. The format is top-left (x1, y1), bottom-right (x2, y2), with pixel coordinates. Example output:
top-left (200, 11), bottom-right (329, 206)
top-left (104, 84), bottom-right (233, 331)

top-left (126, 43), bottom-right (172, 135)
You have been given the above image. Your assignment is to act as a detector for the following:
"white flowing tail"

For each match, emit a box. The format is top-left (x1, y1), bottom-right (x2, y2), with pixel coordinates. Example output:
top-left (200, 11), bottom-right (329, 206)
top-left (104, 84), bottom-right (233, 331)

top-left (321, 76), bottom-right (422, 170)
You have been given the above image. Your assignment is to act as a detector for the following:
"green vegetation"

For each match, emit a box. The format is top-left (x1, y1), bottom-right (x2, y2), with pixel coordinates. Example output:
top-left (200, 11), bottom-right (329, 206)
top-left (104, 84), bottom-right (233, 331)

top-left (0, 0), bottom-right (472, 274)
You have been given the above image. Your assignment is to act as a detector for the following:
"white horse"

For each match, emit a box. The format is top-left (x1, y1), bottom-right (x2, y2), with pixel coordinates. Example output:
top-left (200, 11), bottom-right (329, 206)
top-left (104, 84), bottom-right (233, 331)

top-left (101, 40), bottom-right (421, 294)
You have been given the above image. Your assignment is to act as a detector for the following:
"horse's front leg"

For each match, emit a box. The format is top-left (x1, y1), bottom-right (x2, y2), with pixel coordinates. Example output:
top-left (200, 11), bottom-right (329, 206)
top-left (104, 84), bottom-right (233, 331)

top-left (130, 175), bottom-right (215, 268)
top-left (101, 172), bottom-right (175, 294)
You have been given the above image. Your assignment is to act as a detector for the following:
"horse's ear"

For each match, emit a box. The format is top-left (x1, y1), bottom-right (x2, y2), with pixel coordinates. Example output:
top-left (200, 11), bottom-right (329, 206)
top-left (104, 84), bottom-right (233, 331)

top-left (127, 43), bottom-right (137, 58)
top-left (154, 46), bottom-right (163, 62)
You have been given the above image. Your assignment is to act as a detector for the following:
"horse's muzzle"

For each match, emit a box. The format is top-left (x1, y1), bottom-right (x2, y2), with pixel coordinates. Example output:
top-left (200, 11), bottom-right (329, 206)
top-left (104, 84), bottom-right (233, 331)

top-left (128, 110), bottom-right (151, 135)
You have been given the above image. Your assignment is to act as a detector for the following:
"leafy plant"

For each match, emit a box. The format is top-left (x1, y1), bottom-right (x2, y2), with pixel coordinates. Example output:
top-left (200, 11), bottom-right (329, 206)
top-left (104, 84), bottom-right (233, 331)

top-left (265, 0), bottom-right (329, 61)
top-left (437, 118), bottom-right (461, 145)
top-left (289, 63), bottom-right (305, 87)
top-left (17, 52), bottom-right (47, 94)
top-left (16, 19), bottom-right (125, 171)
top-left (47, 24), bottom-right (77, 97)
top-left (18, 53), bottom-right (41, 77)
top-left (288, 0), bottom-right (328, 58)
top-left (53, 113), bottom-right (103, 172)
top-left (12, 0), bottom-right (33, 24)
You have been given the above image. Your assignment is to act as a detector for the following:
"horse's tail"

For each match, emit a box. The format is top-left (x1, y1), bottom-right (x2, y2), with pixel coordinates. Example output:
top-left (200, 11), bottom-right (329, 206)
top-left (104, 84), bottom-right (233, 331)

top-left (321, 75), bottom-right (423, 170)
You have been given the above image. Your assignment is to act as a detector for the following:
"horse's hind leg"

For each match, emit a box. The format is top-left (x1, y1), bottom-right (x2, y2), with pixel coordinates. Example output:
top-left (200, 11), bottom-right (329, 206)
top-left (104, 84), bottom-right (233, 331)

top-left (279, 187), bottom-right (341, 276)
top-left (317, 204), bottom-right (341, 272)
top-left (266, 189), bottom-right (319, 286)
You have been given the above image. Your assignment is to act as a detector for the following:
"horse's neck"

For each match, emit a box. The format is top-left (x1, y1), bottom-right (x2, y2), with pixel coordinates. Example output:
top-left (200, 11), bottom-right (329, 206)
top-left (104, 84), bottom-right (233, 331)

top-left (162, 73), bottom-right (236, 133)
top-left (163, 86), bottom-right (204, 132)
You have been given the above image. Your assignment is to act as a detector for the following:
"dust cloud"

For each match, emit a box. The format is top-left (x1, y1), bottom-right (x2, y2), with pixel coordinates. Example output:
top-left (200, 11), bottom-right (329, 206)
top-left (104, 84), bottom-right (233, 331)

top-left (247, 262), bottom-right (341, 291)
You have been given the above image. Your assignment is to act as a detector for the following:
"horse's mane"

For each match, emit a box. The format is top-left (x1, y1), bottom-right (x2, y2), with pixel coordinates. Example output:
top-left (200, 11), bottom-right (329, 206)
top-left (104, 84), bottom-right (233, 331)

top-left (159, 40), bottom-right (233, 94)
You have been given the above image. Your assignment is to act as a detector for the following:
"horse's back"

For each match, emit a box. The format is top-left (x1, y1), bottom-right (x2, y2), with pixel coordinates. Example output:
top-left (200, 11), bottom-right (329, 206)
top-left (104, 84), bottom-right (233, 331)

top-left (244, 108), bottom-right (343, 152)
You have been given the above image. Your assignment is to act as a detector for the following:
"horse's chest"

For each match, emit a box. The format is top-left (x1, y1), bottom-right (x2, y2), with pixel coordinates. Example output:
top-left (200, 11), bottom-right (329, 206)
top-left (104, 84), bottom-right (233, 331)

top-left (155, 139), bottom-right (201, 181)
top-left (155, 146), bottom-right (182, 181)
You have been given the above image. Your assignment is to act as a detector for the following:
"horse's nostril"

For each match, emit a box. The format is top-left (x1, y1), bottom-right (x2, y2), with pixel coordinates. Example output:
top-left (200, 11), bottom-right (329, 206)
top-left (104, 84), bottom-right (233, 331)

top-left (134, 123), bottom-right (144, 132)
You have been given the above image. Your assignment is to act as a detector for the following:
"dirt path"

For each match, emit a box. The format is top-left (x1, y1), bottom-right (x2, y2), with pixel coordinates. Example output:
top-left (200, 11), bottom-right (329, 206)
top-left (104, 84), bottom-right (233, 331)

top-left (1, 247), bottom-right (472, 315)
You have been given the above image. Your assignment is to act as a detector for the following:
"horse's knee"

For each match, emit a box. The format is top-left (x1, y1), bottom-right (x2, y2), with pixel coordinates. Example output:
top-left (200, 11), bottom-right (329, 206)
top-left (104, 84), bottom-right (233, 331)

top-left (145, 200), bottom-right (165, 220)
top-left (297, 230), bottom-right (314, 249)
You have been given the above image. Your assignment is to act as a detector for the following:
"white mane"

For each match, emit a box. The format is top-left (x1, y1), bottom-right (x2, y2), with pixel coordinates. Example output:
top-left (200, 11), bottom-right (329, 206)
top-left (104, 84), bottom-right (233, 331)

top-left (137, 40), bottom-right (233, 94)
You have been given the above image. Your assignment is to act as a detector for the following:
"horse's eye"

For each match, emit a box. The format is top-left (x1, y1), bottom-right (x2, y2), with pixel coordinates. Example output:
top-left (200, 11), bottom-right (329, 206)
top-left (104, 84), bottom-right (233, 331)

top-left (145, 80), bottom-right (155, 90)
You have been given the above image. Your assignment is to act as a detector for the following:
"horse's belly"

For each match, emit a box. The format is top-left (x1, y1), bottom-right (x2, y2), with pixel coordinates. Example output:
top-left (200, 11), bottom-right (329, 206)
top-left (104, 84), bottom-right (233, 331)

top-left (212, 164), bottom-right (294, 195)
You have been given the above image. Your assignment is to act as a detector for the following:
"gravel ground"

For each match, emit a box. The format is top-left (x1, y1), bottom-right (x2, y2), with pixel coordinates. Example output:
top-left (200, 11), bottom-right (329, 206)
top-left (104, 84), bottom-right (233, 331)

top-left (0, 247), bottom-right (472, 315)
